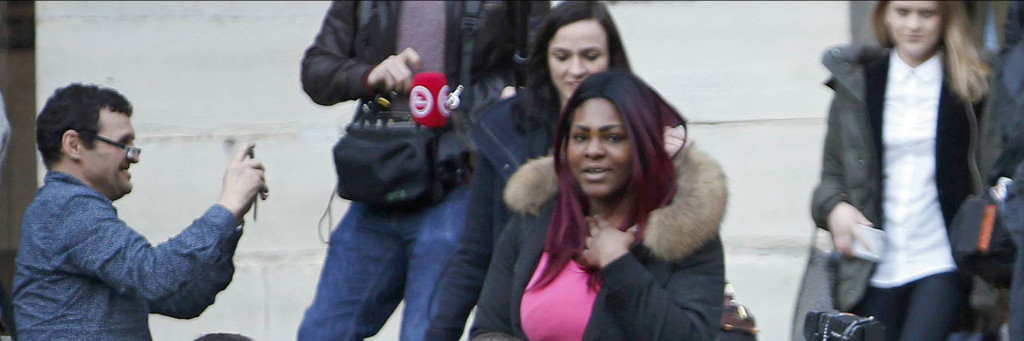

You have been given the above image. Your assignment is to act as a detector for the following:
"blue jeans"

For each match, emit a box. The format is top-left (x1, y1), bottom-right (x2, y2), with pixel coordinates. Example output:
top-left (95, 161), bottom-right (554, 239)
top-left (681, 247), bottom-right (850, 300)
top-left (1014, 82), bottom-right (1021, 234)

top-left (298, 187), bottom-right (468, 341)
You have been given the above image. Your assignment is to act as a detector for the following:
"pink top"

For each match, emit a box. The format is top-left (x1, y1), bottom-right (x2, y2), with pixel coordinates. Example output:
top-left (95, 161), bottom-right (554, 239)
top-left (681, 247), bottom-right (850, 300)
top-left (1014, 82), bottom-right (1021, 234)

top-left (520, 252), bottom-right (599, 341)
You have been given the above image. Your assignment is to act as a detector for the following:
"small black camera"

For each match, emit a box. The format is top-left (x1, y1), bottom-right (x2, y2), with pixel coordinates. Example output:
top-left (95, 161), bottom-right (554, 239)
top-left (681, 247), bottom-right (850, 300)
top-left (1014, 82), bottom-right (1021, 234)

top-left (803, 311), bottom-right (885, 341)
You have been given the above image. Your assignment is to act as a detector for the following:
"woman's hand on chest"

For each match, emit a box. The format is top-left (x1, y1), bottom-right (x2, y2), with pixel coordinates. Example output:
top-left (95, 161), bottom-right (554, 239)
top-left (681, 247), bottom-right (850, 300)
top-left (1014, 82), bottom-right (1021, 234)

top-left (582, 215), bottom-right (636, 269)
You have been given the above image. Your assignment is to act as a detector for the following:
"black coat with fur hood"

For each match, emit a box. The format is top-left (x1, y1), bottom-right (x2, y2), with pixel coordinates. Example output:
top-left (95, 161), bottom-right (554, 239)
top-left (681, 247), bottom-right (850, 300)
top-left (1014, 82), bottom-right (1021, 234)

top-left (470, 146), bottom-right (728, 341)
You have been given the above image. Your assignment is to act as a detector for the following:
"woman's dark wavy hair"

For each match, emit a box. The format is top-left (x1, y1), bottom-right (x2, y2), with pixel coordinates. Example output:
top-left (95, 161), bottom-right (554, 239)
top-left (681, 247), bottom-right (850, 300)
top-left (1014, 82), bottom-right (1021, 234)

top-left (534, 70), bottom-right (686, 290)
top-left (36, 83), bottom-right (133, 169)
top-left (514, 0), bottom-right (632, 133)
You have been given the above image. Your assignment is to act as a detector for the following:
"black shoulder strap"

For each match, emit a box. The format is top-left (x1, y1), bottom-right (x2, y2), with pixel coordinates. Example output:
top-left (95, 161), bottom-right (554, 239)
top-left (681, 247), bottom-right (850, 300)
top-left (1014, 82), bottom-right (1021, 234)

top-left (459, 1), bottom-right (482, 112)
top-left (512, 1), bottom-right (530, 87)
top-left (357, 1), bottom-right (373, 36)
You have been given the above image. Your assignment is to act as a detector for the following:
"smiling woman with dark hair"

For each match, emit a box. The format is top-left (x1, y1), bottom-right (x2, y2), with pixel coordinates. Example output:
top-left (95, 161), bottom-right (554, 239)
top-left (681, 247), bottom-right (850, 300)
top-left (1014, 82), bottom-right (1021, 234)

top-left (470, 70), bottom-right (728, 341)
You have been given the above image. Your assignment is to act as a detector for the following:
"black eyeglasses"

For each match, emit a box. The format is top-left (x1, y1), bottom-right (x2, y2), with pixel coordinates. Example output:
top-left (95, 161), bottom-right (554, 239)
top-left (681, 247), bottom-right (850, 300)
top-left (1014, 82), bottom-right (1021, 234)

top-left (79, 131), bottom-right (141, 162)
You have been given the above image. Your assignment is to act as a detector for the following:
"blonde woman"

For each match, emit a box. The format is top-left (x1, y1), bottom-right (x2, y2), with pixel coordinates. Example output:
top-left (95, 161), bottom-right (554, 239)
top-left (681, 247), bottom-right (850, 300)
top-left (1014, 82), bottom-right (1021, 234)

top-left (811, 1), bottom-right (992, 340)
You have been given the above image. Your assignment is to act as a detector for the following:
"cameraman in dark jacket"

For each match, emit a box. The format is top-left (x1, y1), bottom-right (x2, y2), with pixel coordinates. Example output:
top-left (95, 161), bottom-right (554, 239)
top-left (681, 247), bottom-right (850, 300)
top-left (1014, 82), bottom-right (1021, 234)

top-left (297, 2), bottom-right (548, 340)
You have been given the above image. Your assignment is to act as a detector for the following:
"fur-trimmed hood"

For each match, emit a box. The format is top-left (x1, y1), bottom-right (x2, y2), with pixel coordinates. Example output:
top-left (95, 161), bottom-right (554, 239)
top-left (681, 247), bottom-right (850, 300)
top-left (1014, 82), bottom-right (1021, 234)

top-left (821, 44), bottom-right (888, 103)
top-left (502, 146), bottom-right (729, 262)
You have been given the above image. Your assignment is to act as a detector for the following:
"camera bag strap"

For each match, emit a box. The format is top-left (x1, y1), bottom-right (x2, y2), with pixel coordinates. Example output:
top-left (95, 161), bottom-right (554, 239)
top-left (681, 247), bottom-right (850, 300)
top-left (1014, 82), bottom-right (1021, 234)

top-left (460, 1), bottom-right (480, 108)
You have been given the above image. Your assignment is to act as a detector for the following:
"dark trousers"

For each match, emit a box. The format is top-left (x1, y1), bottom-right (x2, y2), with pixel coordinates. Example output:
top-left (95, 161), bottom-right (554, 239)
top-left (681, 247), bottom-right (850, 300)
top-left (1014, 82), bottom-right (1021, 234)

top-left (1006, 190), bottom-right (1024, 341)
top-left (0, 281), bottom-right (10, 334)
top-left (854, 272), bottom-right (969, 341)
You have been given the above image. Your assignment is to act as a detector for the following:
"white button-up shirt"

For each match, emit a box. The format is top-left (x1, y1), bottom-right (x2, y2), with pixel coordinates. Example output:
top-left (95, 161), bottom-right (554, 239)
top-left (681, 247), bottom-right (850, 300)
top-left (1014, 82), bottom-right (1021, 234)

top-left (870, 50), bottom-right (957, 288)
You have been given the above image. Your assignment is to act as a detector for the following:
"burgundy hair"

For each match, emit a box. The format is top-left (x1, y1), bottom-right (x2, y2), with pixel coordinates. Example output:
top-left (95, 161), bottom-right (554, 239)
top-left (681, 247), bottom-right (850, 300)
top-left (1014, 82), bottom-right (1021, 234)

top-left (533, 70), bottom-right (687, 290)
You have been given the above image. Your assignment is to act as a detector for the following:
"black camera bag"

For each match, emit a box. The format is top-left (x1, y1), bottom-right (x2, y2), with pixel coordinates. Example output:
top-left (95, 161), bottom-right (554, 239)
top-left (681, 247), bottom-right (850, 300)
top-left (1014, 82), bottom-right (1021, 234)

top-left (332, 101), bottom-right (449, 208)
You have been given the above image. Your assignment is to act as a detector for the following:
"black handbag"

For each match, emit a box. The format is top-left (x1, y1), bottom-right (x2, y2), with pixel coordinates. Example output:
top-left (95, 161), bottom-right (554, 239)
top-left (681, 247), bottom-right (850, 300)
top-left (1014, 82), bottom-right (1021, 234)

top-left (332, 98), bottom-right (449, 208)
top-left (948, 191), bottom-right (1017, 288)
top-left (803, 311), bottom-right (885, 341)
top-left (946, 98), bottom-right (1017, 288)
top-left (791, 228), bottom-right (839, 341)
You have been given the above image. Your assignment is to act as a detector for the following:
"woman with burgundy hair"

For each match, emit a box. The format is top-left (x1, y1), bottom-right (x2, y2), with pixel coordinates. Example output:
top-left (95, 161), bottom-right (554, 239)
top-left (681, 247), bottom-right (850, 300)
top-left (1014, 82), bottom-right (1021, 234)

top-left (470, 70), bottom-right (728, 340)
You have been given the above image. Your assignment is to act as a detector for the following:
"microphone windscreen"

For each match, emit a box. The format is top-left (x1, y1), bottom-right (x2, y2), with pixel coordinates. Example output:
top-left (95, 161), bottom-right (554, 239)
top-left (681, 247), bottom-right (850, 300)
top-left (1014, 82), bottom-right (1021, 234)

top-left (409, 71), bottom-right (450, 128)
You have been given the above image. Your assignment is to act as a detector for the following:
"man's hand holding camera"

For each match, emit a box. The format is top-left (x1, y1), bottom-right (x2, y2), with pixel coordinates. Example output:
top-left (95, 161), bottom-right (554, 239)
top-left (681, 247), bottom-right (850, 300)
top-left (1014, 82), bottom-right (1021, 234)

top-left (217, 143), bottom-right (269, 223)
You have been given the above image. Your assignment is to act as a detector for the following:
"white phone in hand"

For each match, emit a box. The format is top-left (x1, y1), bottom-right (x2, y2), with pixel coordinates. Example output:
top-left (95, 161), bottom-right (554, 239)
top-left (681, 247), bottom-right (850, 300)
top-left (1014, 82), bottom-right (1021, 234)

top-left (851, 224), bottom-right (885, 262)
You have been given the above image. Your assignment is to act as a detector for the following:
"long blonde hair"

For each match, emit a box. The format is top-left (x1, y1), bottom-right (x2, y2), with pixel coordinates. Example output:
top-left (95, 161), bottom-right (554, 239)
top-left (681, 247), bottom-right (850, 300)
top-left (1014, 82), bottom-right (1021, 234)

top-left (872, 1), bottom-right (989, 103)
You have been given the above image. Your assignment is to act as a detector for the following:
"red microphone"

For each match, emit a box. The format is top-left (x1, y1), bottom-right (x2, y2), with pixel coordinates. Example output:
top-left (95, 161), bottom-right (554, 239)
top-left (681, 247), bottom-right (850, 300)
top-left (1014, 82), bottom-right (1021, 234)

top-left (409, 71), bottom-right (452, 128)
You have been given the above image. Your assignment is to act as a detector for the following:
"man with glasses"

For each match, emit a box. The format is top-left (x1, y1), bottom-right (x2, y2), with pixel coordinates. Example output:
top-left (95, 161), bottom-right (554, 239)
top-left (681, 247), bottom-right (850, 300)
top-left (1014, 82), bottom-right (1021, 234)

top-left (84, 131), bottom-right (142, 162)
top-left (11, 83), bottom-right (268, 340)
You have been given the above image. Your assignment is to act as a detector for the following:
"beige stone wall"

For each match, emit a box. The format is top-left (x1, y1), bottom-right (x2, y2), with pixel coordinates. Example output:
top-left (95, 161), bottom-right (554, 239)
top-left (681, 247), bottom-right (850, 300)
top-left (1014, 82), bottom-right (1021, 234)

top-left (31, 1), bottom-right (850, 340)
top-left (34, 2), bottom-right (345, 339)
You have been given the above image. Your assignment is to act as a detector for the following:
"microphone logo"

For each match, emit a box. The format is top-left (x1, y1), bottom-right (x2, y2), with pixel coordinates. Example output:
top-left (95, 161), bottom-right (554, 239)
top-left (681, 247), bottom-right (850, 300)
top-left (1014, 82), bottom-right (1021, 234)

top-left (410, 85), bottom-right (434, 119)
top-left (409, 71), bottom-right (451, 128)
top-left (438, 85), bottom-right (451, 117)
